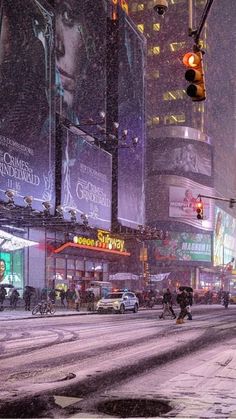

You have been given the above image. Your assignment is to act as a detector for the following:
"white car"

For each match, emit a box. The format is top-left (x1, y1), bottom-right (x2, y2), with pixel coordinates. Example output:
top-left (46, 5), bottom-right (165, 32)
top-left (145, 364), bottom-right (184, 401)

top-left (96, 291), bottom-right (139, 314)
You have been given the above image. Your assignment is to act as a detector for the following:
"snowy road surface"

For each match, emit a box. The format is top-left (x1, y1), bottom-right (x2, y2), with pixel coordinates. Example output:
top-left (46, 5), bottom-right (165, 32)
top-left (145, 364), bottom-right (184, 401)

top-left (0, 305), bottom-right (236, 418)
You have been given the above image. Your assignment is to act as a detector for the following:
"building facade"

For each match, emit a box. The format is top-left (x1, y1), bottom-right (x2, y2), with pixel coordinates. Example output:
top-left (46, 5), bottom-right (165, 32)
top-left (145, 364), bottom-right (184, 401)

top-left (129, 0), bottom-right (236, 292)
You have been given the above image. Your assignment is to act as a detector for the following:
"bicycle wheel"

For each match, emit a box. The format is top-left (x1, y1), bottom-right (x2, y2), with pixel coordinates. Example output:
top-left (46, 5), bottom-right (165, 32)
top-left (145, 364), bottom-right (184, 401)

top-left (50, 305), bottom-right (56, 315)
top-left (32, 305), bottom-right (40, 315)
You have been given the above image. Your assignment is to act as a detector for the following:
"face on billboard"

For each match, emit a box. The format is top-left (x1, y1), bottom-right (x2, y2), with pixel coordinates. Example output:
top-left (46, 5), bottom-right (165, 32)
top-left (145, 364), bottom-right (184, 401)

top-left (55, 0), bottom-right (107, 126)
top-left (55, 0), bottom-right (85, 108)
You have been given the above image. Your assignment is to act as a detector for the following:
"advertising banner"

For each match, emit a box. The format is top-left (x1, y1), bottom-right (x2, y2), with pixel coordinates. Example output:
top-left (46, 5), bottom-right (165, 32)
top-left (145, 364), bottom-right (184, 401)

top-left (55, 0), bottom-right (107, 137)
top-left (117, 13), bottom-right (145, 228)
top-left (151, 140), bottom-right (212, 176)
top-left (0, 0), bottom-right (55, 210)
top-left (169, 186), bottom-right (210, 219)
top-left (61, 128), bottom-right (112, 230)
top-left (148, 232), bottom-right (212, 263)
top-left (214, 207), bottom-right (236, 266)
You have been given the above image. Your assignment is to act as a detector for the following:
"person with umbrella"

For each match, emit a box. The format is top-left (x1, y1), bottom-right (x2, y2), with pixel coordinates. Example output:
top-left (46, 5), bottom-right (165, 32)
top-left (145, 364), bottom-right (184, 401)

top-left (176, 286), bottom-right (191, 324)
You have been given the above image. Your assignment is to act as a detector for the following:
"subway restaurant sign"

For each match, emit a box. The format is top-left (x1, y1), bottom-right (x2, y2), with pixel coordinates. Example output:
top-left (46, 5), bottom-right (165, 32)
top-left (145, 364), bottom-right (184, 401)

top-left (54, 230), bottom-right (130, 256)
top-left (72, 230), bottom-right (129, 255)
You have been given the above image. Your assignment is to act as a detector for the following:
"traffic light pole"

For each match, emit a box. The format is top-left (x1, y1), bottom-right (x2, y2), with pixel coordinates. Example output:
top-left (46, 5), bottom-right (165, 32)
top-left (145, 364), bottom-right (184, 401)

top-left (188, 0), bottom-right (216, 45)
top-left (197, 194), bottom-right (236, 208)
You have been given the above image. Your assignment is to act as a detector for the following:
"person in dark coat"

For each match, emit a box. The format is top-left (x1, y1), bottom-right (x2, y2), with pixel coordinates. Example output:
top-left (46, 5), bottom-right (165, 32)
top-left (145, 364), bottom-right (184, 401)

top-left (186, 291), bottom-right (193, 320)
top-left (159, 288), bottom-right (176, 319)
top-left (10, 288), bottom-right (20, 309)
top-left (59, 289), bottom-right (66, 307)
top-left (0, 285), bottom-right (7, 308)
top-left (87, 290), bottom-right (95, 312)
top-left (23, 287), bottom-right (32, 311)
top-left (176, 289), bottom-right (189, 324)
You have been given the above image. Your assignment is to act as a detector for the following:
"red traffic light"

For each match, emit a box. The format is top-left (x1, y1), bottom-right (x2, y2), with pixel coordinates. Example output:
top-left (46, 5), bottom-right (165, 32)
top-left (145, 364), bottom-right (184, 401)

top-left (196, 201), bottom-right (203, 220)
top-left (183, 51), bottom-right (206, 102)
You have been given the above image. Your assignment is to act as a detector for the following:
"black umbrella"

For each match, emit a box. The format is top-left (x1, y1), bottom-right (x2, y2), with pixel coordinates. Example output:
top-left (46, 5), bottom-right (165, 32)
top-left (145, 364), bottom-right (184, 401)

top-left (25, 285), bottom-right (36, 291)
top-left (179, 286), bottom-right (193, 292)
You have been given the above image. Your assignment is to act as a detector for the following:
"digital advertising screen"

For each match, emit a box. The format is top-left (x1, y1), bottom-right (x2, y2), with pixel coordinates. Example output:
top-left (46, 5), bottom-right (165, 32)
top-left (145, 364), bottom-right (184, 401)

top-left (169, 186), bottom-right (211, 220)
top-left (55, 0), bottom-right (107, 136)
top-left (0, 0), bottom-right (55, 210)
top-left (117, 12), bottom-right (146, 228)
top-left (148, 232), bottom-right (212, 263)
top-left (150, 139), bottom-right (212, 177)
top-left (214, 206), bottom-right (236, 266)
top-left (61, 128), bottom-right (112, 230)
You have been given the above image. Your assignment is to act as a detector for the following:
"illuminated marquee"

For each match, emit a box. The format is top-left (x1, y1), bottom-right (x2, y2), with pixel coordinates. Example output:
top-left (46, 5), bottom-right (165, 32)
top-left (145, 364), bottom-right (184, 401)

top-left (73, 229), bottom-right (126, 253)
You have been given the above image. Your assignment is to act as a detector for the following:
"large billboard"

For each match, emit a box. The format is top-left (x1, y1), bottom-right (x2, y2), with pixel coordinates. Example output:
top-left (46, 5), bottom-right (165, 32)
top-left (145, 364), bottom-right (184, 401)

top-left (117, 12), bottom-right (146, 228)
top-left (61, 128), bottom-right (112, 230)
top-left (169, 186), bottom-right (210, 220)
top-left (150, 139), bottom-right (212, 177)
top-left (148, 232), bottom-right (212, 263)
top-left (0, 0), bottom-right (55, 210)
top-left (214, 207), bottom-right (236, 266)
top-left (0, 0), bottom-right (54, 209)
top-left (55, 0), bottom-right (107, 138)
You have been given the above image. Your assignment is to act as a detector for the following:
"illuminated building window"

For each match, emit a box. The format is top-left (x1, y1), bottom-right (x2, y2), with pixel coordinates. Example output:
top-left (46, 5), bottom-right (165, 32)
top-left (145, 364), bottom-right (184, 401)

top-left (169, 42), bottom-right (186, 52)
top-left (137, 3), bottom-right (145, 11)
top-left (148, 45), bottom-right (160, 55)
top-left (131, 2), bottom-right (144, 12)
top-left (169, 0), bottom-right (185, 4)
top-left (147, 70), bottom-right (160, 79)
top-left (153, 23), bottom-right (160, 31)
top-left (152, 116), bottom-right (160, 125)
top-left (163, 90), bottom-right (186, 100)
top-left (137, 24), bottom-right (144, 33)
top-left (164, 113), bottom-right (186, 124)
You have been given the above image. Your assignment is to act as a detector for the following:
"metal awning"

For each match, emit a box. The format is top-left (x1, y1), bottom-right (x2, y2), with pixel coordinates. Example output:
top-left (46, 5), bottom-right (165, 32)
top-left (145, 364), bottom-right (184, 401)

top-left (0, 229), bottom-right (38, 252)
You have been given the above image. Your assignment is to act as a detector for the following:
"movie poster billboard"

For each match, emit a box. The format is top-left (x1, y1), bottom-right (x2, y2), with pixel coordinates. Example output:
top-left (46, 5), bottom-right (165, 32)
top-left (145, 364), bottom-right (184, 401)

top-left (0, 0), bottom-right (55, 210)
top-left (169, 186), bottom-right (210, 219)
top-left (150, 140), bottom-right (212, 176)
top-left (214, 207), bottom-right (236, 266)
top-left (55, 0), bottom-right (107, 138)
top-left (148, 232), bottom-right (212, 263)
top-left (117, 12), bottom-right (146, 228)
top-left (61, 128), bottom-right (112, 230)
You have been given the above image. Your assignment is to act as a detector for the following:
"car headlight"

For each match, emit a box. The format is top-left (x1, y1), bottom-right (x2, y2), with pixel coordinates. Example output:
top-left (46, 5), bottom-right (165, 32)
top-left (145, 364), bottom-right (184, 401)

top-left (112, 300), bottom-right (119, 307)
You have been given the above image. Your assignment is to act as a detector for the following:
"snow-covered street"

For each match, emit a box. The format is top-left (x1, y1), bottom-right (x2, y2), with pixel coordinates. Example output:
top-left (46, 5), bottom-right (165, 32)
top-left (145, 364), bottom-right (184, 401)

top-left (0, 305), bottom-right (236, 417)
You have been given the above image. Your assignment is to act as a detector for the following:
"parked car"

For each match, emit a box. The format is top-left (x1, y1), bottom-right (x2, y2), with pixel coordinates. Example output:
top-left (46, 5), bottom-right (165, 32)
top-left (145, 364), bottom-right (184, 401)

top-left (96, 291), bottom-right (139, 314)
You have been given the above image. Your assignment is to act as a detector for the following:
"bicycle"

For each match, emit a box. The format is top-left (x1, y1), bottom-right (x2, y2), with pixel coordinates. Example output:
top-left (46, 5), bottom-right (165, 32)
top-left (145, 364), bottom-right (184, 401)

top-left (32, 300), bottom-right (56, 316)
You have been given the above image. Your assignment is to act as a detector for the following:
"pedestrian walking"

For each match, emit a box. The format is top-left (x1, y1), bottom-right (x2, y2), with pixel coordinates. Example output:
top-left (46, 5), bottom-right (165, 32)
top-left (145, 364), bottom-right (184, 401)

top-left (75, 288), bottom-right (81, 311)
top-left (10, 288), bottom-right (20, 309)
top-left (23, 287), bottom-right (32, 311)
top-left (59, 289), bottom-right (66, 307)
top-left (223, 291), bottom-right (230, 308)
top-left (186, 290), bottom-right (193, 320)
top-left (0, 285), bottom-right (7, 310)
top-left (87, 290), bottom-right (95, 312)
top-left (176, 289), bottom-right (189, 324)
top-left (159, 288), bottom-right (176, 319)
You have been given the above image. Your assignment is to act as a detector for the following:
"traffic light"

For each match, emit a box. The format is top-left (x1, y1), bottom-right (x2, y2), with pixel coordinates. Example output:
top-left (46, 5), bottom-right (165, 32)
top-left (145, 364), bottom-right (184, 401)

top-left (183, 50), bottom-right (206, 101)
top-left (196, 201), bottom-right (204, 220)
